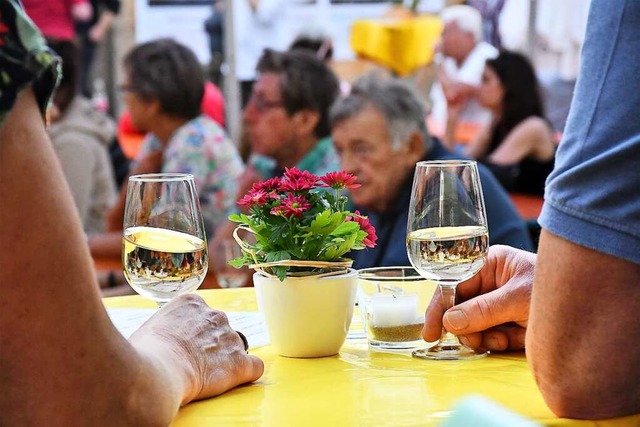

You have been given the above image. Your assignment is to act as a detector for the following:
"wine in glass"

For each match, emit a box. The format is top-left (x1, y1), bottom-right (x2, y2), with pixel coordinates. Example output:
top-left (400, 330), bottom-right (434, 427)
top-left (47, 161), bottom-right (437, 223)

top-left (406, 160), bottom-right (489, 360)
top-left (122, 173), bottom-right (208, 307)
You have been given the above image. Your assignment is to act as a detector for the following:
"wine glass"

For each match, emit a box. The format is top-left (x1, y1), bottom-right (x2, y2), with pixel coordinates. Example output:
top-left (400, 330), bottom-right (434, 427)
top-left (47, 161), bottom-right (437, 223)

top-left (406, 160), bottom-right (489, 360)
top-left (122, 173), bottom-right (208, 307)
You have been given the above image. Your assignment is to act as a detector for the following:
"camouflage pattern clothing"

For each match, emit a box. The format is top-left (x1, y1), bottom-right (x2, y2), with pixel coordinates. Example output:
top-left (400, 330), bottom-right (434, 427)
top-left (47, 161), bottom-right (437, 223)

top-left (0, 0), bottom-right (61, 123)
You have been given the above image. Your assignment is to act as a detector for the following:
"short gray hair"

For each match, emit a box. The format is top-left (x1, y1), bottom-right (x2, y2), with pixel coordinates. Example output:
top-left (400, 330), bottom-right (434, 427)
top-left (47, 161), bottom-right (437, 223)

top-left (330, 76), bottom-right (430, 151)
top-left (441, 5), bottom-right (483, 43)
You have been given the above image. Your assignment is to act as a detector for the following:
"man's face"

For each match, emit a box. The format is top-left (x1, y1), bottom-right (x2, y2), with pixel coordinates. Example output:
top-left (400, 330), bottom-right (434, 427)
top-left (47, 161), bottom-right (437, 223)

top-left (441, 22), bottom-right (474, 61)
top-left (332, 105), bottom-right (421, 213)
top-left (242, 73), bottom-right (295, 161)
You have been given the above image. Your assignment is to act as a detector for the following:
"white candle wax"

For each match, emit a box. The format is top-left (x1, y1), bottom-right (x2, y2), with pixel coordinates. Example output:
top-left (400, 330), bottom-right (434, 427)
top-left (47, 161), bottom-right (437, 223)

top-left (369, 293), bottom-right (419, 328)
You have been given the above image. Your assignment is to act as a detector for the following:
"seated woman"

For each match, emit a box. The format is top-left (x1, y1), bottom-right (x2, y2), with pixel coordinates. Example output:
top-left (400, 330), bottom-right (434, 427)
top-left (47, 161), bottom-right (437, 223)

top-left (464, 50), bottom-right (556, 196)
top-left (47, 39), bottom-right (117, 234)
top-left (0, 1), bottom-right (262, 423)
top-left (92, 39), bottom-right (244, 259)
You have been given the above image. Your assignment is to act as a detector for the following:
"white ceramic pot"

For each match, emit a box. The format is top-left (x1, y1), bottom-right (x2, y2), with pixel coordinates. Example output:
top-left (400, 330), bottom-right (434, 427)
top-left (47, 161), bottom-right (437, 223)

top-left (254, 268), bottom-right (358, 358)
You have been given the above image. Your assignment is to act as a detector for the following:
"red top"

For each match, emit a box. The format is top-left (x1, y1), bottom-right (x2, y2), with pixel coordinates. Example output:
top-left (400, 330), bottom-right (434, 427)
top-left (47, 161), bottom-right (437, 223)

top-left (22, 0), bottom-right (88, 41)
top-left (201, 81), bottom-right (225, 128)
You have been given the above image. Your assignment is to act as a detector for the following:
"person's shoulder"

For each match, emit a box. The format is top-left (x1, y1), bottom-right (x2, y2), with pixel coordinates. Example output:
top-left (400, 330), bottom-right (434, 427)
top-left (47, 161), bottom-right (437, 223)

top-left (62, 97), bottom-right (116, 146)
top-left (309, 137), bottom-right (341, 175)
top-left (514, 116), bottom-right (552, 134)
top-left (463, 42), bottom-right (498, 68)
top-left (473, 41), bottom-right (499, 58)
top-left (176, 116), bottom-right (227, 145)
top-left (508, 116), bottom-right (555, 149)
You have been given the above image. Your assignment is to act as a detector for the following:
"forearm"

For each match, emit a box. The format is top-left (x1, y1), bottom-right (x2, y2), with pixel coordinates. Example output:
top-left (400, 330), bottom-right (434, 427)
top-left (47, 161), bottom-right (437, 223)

top-left (0, 90), bottom-right (182, 426)
top-left (527, 230), bottom-right (640, 419)
top-left (89, 231), bottom-right (123, 257)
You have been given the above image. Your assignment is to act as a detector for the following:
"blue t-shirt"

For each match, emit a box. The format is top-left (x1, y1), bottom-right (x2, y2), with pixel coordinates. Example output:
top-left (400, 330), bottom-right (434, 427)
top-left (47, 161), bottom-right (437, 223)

top-left (539, 0), bottom-right (640, 265)
top-left (352, 138), bottom-right (532, 269)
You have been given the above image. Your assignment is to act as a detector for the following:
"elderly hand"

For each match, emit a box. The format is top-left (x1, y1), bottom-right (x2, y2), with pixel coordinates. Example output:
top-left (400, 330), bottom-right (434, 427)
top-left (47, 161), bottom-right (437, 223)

top-left (129, 294), bottom-right (264, 405)
top-left (423, 245), bottom-right (535, 351)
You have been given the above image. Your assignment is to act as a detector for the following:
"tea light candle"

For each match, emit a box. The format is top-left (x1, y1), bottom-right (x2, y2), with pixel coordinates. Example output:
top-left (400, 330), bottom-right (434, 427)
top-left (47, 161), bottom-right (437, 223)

top-left (369, 293), bottom-right (419, 328)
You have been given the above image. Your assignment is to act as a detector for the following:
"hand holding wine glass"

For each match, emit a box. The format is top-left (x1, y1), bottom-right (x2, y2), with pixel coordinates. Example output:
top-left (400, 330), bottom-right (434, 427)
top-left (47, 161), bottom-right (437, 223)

top-left (122, 173), bottom-right (208, 307)
top-left (406, 160), bottom-right (489, 360)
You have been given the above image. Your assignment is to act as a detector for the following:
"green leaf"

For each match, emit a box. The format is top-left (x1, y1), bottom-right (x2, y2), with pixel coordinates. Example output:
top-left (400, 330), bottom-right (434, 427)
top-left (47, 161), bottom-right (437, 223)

top-left (273, 266), bottom-right (288, 282)
top-left (265, 251), bottom-right (291, 263)
top-left (228, 257), bottom-right (246, 268)
top-left (228, 213), bottom-right (245, 223)
top-left (309, 211), bottom-right (344, 236)
top-left (330, 221), bottom-right (359, 236)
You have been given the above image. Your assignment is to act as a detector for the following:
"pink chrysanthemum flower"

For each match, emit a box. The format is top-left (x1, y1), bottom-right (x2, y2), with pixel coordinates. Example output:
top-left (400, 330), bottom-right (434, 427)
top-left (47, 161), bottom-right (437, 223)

top-left (238, 189), bottom-right (269, 208)
top-left (280, 167), bottom-right (319, 192)
top-left (252, 177), bottom-right (281, 193)
top-left (271, 193), bottom-right (311, 218)
top-left (319, 171), bottom-right (361, 190)
top-left (349, 211), bottom-right (377, 248)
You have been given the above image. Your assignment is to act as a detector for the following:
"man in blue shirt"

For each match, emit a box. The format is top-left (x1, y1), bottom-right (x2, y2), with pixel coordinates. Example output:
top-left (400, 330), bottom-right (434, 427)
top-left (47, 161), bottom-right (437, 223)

top-left (423, 0), bottom-right (640, 419)
top-left (330, 77), bottom-right (532, 270)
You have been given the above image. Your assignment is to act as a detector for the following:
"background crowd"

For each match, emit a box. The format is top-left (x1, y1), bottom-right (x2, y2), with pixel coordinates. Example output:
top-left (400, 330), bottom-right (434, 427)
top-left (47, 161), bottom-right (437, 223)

top-left (4, 0), bottom-right (640, 424)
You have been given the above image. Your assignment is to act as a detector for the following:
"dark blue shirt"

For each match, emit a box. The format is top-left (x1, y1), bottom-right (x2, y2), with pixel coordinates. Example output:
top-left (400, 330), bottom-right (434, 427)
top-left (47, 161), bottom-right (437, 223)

top-left (352, 138), bottom-right (533, 269)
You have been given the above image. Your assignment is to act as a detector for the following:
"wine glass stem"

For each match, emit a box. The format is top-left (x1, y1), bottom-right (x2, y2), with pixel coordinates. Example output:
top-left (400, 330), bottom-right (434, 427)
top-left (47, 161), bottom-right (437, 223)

top-left (438, 284), bottom-right (460, 346)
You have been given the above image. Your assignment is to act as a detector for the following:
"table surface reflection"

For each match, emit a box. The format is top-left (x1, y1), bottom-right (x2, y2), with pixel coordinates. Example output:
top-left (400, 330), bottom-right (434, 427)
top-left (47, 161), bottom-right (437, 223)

top-left (103, 289), bottom-right (640, 427)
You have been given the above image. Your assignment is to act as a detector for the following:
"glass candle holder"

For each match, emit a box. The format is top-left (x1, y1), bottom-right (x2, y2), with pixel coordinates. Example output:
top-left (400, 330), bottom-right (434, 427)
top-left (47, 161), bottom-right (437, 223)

top-left (358, 266), bottom-right (438, 351)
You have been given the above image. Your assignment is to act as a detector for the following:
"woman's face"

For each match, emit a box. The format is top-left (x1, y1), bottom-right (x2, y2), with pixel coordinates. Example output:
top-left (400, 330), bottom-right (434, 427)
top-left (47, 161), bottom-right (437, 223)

top-left (478, 65), bottom-right (504, 111)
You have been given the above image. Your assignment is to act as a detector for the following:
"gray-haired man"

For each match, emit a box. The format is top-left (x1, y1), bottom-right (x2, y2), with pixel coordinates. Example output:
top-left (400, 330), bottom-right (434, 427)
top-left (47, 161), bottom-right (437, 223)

top-left (329, 77), bottom-right (532, 269)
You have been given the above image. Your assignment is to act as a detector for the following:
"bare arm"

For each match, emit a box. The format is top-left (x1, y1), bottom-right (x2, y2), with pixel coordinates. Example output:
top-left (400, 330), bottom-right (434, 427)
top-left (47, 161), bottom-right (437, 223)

top-left (487, 117), bottom-right (555, 165)
top-left (527, 230), bottom-right (640, 419)
top-left (89, 10), bottom-right (115, 42)
top-left (0, 90), bottom-right (262, 425)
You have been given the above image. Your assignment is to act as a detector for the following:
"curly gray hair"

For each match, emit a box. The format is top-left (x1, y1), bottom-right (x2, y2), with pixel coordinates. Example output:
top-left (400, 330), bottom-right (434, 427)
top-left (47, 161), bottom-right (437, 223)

top-left (330, 76), bottom-right (431, 152)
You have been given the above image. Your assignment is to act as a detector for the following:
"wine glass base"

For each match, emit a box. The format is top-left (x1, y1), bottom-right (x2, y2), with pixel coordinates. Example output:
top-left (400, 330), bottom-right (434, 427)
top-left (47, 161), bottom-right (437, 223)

top-left (412, 343), bottom-right (488, 360)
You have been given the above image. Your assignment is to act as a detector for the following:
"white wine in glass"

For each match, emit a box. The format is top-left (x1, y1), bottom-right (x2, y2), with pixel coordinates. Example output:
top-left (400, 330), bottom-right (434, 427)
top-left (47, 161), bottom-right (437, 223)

top-left (406, 160), bottom-right (489, 360)
top-left (122, 173), bottom-right (208, 307)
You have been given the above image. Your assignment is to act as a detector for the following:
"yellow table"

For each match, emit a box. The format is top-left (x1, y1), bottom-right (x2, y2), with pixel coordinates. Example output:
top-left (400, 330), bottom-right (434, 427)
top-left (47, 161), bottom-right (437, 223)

top-left (104, 289), bottom-right (640, 426)
top-left (350, 15), bottom-right (443, 77)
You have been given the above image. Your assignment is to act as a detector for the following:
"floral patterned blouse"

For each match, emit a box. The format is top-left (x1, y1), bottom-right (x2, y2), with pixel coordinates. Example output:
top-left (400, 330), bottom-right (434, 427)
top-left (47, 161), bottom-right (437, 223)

top-left (135, 115), bottom-right (244, 236)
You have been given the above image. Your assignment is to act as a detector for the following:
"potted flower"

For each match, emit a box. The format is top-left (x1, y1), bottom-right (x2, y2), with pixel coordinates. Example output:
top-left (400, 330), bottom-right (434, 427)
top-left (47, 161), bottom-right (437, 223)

top-left (229, 167), bottom-right (377, 358)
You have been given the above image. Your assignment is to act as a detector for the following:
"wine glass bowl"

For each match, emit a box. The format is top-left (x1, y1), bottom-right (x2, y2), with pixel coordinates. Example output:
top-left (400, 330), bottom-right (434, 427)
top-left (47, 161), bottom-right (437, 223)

top-left (406, 160), bottom-right (489, 360)
top-left (122, 173), bottom-right (208, 307)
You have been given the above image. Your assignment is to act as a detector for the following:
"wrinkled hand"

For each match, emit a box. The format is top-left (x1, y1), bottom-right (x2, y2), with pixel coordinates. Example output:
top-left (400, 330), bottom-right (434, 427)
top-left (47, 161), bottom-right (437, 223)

top-left (423, 245), bottom-right (535, 351)
top-left (130, 294), bottom-right (264, 404)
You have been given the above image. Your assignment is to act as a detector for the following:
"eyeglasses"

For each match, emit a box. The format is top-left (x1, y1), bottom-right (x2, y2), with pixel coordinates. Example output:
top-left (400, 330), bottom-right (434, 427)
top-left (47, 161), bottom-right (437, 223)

top-left (248, 93), bottom-right (284, 113)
